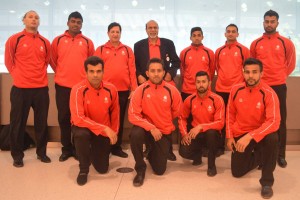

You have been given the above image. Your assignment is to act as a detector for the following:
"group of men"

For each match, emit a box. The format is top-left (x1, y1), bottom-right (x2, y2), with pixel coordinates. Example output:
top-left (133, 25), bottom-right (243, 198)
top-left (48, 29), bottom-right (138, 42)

top-left (4, 9), bottom-right (295, 199)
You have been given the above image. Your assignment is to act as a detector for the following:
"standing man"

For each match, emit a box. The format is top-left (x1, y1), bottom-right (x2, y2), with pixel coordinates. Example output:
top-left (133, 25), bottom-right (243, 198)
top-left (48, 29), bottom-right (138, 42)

top-left (5, 10), bottom-right (51, 167)
top-left (129, 58), bottom-right (182, 187)
top-left (70, 56), bottom-right (119, 186)
top-left (134, 20), bottom-right (180, 160)
top-left (178, 71), bottom-right (225, 177)
top-left (227, 58), bottom-right (280, 199)
top-left (180, 27), bottom-right (215, 100)
top-left (94, 22), bottom-right (137, 158)
top-left (250, 10), bottom-right (296, 168)
top-left (50, 11), bottom-right (95, 162)
top-left (215, 24), bottom-right (250, 156)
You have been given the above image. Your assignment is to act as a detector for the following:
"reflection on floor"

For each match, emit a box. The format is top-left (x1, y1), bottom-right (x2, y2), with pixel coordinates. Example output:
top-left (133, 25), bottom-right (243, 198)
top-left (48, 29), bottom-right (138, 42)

top-left (0, 143), bottom-right (299, 200)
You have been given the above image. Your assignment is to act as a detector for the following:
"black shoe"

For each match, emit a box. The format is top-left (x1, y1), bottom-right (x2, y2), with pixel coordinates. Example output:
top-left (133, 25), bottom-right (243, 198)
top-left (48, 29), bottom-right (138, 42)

top-left (261, 186), bottom-right (273, 199)
top-left (168, 151), bottom-right (177, 161)
top-left (77, 173), bottom-right (88, 186)
top-left (111, 149), bottom-right (128, 158)
top-left (59, 153), bottom-right (73, 162)
top-left (216, 149), bottom-right (225, 157)
top-left (13, 160), bottom-right (24, 168)
top-left (192, 158), bottom-right (202, 166)
top-left (277, 157), bottom-right (287, 168)
top-left (207, 167), bottom-right (217, 177)
top-left (133, 172), bottom-right (145, 187)
top-left (37, 155), bottom-right (51, 163)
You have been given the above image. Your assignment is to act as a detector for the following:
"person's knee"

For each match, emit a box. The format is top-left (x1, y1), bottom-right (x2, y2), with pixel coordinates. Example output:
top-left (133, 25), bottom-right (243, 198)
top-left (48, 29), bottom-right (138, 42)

top-left (130, 127), bottom-right (145, 142)
top-left (179, 146), bottom-right (191, 159)
top-left (264, 132), bottom-right (278, 146)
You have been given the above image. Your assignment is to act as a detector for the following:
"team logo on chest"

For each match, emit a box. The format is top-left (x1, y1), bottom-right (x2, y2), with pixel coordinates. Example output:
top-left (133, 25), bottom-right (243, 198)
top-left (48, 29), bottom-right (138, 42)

top-left (121, 50), bottom-right (125, 55)
top-left (259, 45), bottom-right (264, 49)
top-left (64, 40), bottom-right (68, 43)
top-left (104, 97), bottom-right (108, 103)
top-left (189, 56), bottom-right (192, 60)
top-left (79, 41), bottom-right (83, 46)
top-left (234, 52), bottom-right (238, 56)
top-left (207, 105), bottom-right (212, 112)
top-left (222, 52), bottom-right (226, 56)
top-left (256, 102), bottom-right (261, 109)
top-left (147, 94), bottom-right (151, 98)
top-left (86, 100), bottom-right (91, 104)
top-left (239, 98), bottom-right (243, 103)
top-left (275, 45), bottom-right (280, 50)
top-left (106, 51), bottom-right (110, 54)
top-left (163, 95), bottom-right (168, 102)
top-left (202, 56), bottom-right (206, 61)
top-left (40, 46), bottom-right (44, 52)
top-left (23, 44), bottom-right (28, 48)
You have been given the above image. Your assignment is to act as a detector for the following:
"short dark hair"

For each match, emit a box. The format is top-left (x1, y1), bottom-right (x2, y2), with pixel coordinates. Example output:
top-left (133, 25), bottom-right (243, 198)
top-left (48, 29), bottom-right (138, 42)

top-left (68, 11), bottom-right (83, 22)
top-left (84, 56), bottom-right (104, 72)
top-left (226, 24), bottom-right (239, 32)
top-left (146, 58), bottom-right (164, 71)
top-left (195, 71), bottom-right (210, 81)
top-left (190, 27), bottom-right (203, 37)
top-left (108, 22), bottom-right (122, 32)
top-left (243, 58), bottom-right (263, 72)
top-left (264, 10), bottom-right (279, 20)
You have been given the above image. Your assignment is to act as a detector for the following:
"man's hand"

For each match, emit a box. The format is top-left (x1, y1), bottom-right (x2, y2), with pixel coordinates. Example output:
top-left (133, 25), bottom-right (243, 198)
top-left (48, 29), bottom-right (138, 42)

top-left (104, 127), bottom-right (117, 145)
top-left (227, 138), bottom-right (236, 152)
top-left (138, 75), bottom-right (146, 85)
top-left (164, 72), bottom-right (172, 82)
top-left (128, 90), bottom-right (134, 99)
top-left (235, 133), bottom-right (252, 153)
top-left (150, 128), bottom-right (162, 141)
top-left (189, 125), bottom-right (202, 139)
top-left (181, 134), bottom-right (191, 146)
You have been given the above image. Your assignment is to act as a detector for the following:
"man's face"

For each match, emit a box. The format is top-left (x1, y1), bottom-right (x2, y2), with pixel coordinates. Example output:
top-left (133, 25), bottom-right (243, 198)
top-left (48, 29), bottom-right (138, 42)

top-left (23, 11), bottom-right (40, 30)
top-left (146, 62), bottom-right (165, 84)
top-left (86, 63), bottom-right (103, 89)
top-left (67, 17), bottom-right (82, 35)
top-left (225, 26), bottom-right (239, 42)
top-left (146, 21), bottom-right (159, 39)
top-left (190, 31), bottom-right (203, 45)
top-left (108, 26), bottom-right (121, 43)
top-left (263, 16), bottom-right (278, 34)
top-left (196, 75), bottom-right (210, 94)
top-left (243, 64), bottom-right (263, 87)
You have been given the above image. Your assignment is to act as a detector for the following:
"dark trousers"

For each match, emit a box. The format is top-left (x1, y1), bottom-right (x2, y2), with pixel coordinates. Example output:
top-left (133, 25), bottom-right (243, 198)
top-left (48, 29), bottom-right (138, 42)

top-left (231, 132), bottom-right (278, 186)
top-left (216, 91), bottom-right (229, 151)
top-left (179, 129), bottom-right (220, 168)
top-left (55, 84), bottom-right (73, 154)
top-left (130, 126), bottom-right (171, 175)
top-left (9, 86), bottom-right (49, 161)
top-left (271, 84), bottom-right (287, 158)
top-left (111, 91), bottom-right (129, 152)
top-left (72, 126), bottom-right (111, 174)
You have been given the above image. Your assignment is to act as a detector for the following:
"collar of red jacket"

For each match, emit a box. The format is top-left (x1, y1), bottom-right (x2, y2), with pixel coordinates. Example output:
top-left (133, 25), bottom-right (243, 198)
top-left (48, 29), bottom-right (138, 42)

top-left (196, 89), bottom-right (212, 100)
top-left (64, 30), bottom-right (83, 38)
top-left (22, 29), bottom-right (39, 37)
top-left (263, 31), bottom-right (279, 39)
top-left (190, 43), bottom-right (204, 50)
top-left (85, 79), bottom-right (104, 92)
top-left (146, 80), bottom-right (166, 89)
top-left (225, 40), bottom-right (238, 48)
top-left (148, 37), bottom-right (161, 46)
top-left (104, 40), bottom-right (125, 50)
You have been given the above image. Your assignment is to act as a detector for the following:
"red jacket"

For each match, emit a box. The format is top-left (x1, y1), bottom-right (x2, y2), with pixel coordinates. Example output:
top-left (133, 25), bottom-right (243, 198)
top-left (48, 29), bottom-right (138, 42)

top-left (178, 90), bottom-right (225, 136)
top-left (70, 79), bottom-right (120, 137)
top-left (226, 81), bottom-right (280, 142)
top-left (128, 80), bottom-right (182, 134)
top-left (250, 32), bottom-right (296, 86)
top-left (5, 29), bottom-right (50, 88)
top-left (94, 41), bottom-right (138, 91)
top-left (50, 31), bottom-right (95, 88)
top-left (180, 44), bottom-right (215, 94)
top-left (215, 41), bottom-right (250, 93)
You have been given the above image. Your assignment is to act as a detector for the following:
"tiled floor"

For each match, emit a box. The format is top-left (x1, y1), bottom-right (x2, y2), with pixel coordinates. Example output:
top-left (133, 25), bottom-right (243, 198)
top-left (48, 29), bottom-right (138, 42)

top-left (0, 143), bottom-right (299, 200)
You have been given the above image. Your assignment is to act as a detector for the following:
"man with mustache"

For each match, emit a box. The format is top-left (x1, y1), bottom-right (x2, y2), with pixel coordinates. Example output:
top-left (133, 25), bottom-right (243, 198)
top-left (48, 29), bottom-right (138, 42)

top-left (70, 56), bottom-right (119, 186)
top-left (227, 58), bottom-right (280, 199)
top-left (178, 71), bottom-right (225, 177)
top-left (50, 11), bottom-right (95, 162)
top-left (134, 20), bottom-right (180, 161)
top-left (128, 58), bottom-right (182, 187)
top-left (250, 10), bottom-right (296, 168)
